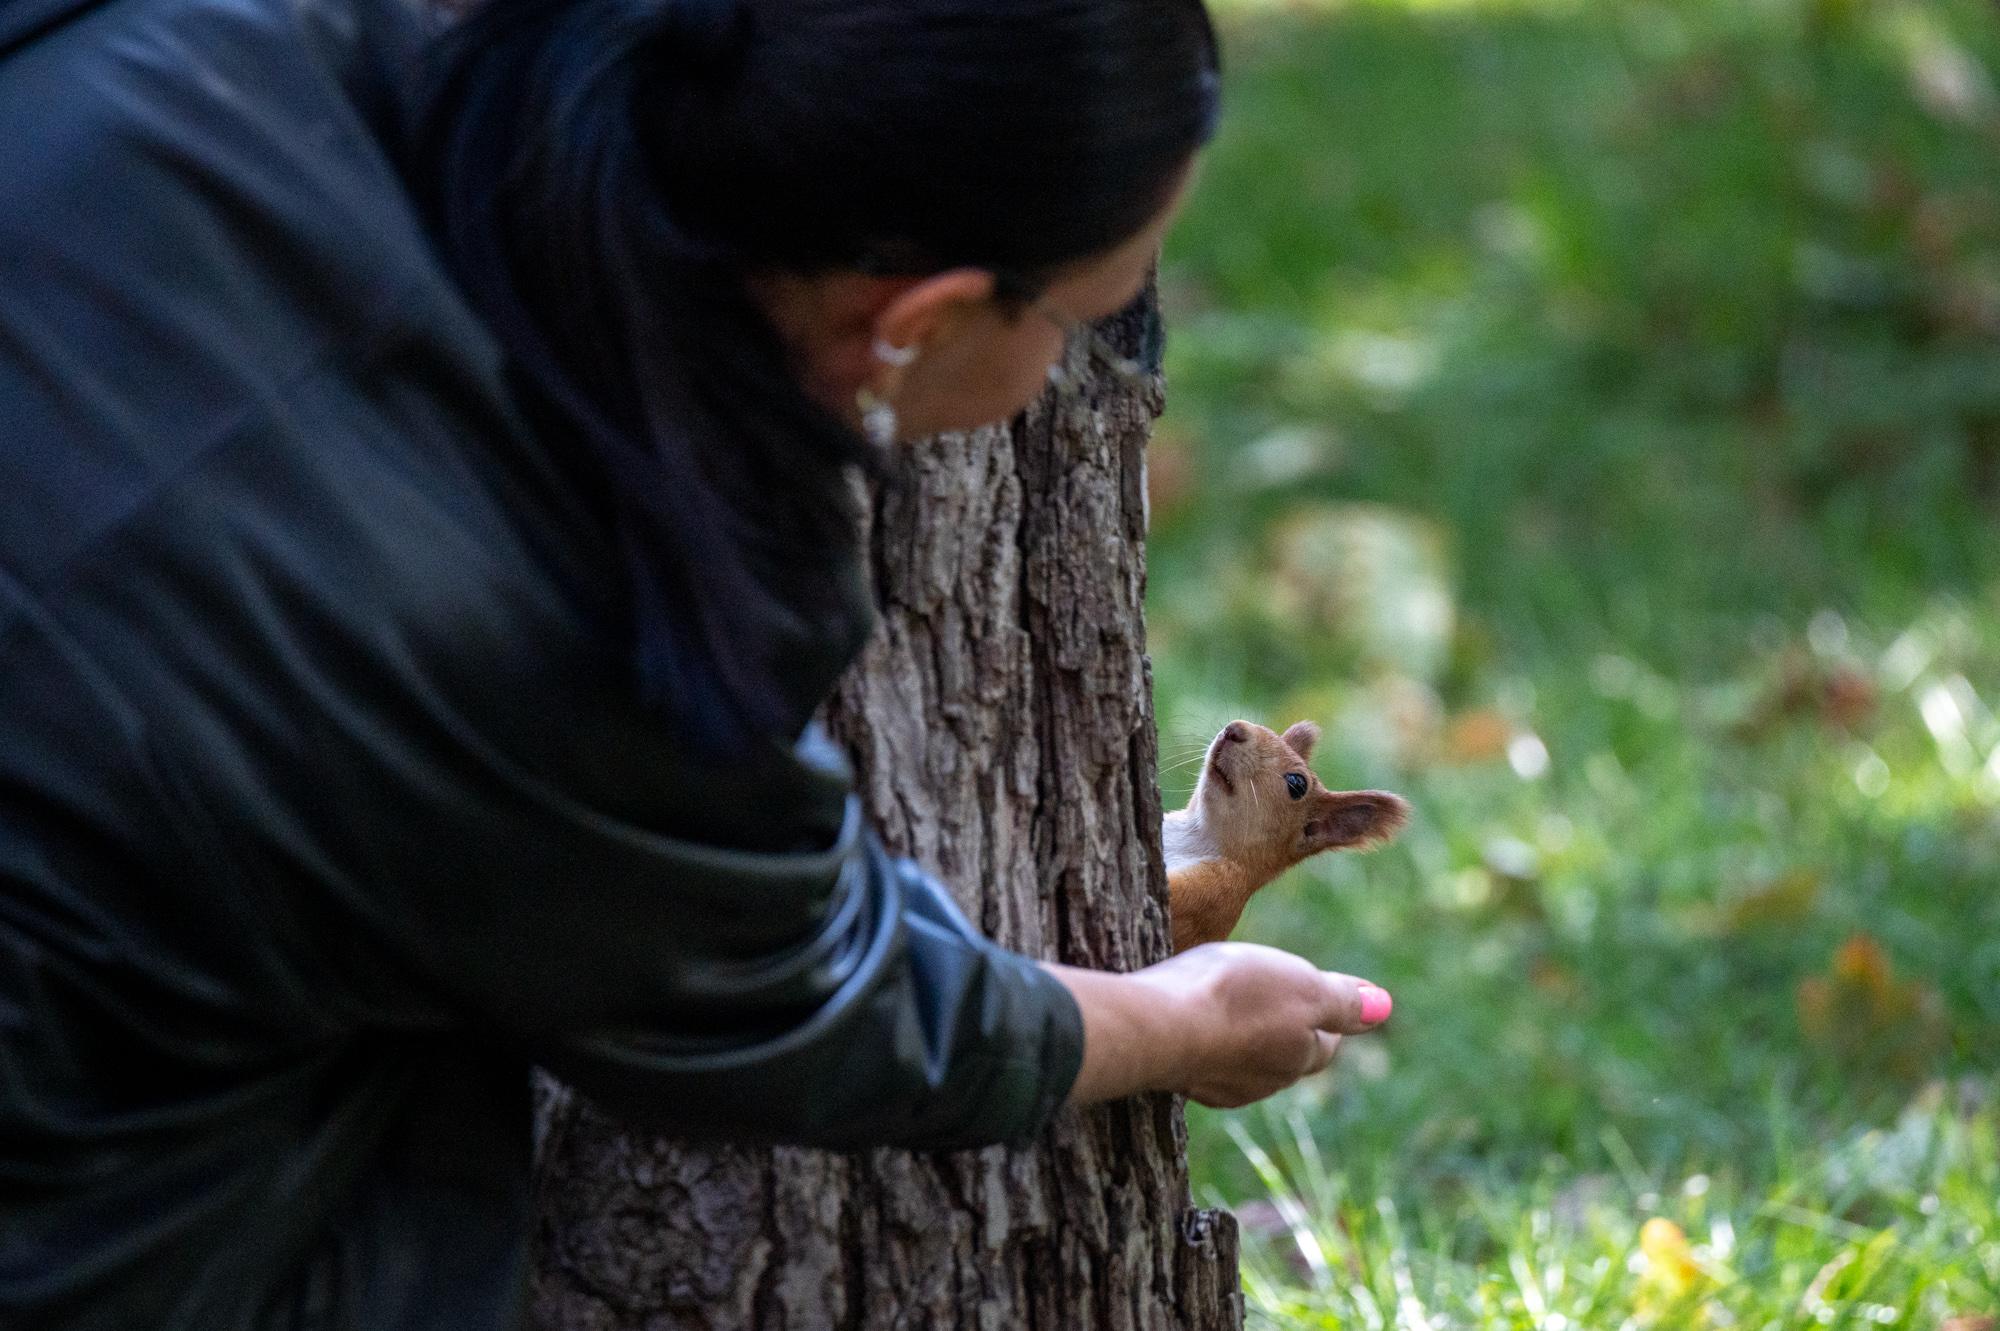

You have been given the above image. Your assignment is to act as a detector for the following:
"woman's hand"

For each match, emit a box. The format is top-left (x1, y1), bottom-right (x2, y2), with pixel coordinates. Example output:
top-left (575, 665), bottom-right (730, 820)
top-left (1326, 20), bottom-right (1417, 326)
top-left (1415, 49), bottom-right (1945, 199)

top-left (1049, 943), bottom-right (1392, 1109)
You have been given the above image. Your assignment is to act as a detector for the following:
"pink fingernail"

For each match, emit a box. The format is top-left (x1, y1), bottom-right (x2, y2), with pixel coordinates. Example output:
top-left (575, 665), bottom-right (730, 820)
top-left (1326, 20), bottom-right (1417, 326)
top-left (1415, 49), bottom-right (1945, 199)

top-left (1358, 984), bottom-right (1393, 1025)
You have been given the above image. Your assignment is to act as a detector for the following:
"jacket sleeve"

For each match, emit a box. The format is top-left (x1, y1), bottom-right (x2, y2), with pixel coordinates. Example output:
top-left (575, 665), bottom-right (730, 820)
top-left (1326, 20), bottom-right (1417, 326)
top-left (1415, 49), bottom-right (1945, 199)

top-left (532, 795), bottom-right (1087, 1150)
top-left (373, 720), bottom-right (1087, 1150)
top-left (147, 570), bottom-right (1089, 1153)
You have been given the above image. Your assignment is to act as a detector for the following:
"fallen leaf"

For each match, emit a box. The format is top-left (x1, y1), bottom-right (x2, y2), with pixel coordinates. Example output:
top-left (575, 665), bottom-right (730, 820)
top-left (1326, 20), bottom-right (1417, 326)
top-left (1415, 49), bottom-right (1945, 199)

top-left (1708, 869), bottom-right (1825, 936)
top-left (1798, 933), bottom-right (1950, 1082)
top-left (1833, 932), bottom-right (1893, 995)
top-left (1734, 649), bottom-right (1879, 740)
top-left (1636, 1216), bottom-right (1707, 1320)
top-left (1443, 708), bottom-right (1513, 764)
top-left (1820, 666), bottom-right (1878, 729)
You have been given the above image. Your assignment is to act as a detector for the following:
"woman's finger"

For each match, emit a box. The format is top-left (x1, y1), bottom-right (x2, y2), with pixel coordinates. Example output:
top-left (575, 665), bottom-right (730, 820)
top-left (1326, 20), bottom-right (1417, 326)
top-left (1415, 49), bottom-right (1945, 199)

top-left (1315, 971), bottom-right (1393, 1035)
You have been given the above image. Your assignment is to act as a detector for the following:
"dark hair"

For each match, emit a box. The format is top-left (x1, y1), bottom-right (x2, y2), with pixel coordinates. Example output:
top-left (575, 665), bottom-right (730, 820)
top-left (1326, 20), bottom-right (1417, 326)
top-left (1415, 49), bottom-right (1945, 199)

top-left (407, 0), bottom-right (1221, 744)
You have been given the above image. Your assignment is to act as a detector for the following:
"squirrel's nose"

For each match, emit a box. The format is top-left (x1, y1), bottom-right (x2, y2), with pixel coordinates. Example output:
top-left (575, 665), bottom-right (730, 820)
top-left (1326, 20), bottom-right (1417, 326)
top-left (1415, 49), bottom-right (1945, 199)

top-left (1221, 722), bottom-right (1248, 745)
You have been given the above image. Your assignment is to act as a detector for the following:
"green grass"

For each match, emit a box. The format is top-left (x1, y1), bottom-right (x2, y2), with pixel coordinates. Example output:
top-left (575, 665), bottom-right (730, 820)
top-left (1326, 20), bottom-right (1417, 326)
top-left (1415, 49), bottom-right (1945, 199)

top-left (1224, 1089), bottom-right (2000, 1328)
top-left (1149, 0), bottom-right (2000, 1322)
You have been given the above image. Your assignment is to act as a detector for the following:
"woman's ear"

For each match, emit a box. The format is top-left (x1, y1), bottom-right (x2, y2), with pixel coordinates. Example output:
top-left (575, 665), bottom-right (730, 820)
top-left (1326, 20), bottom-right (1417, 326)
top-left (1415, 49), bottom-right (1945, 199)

top-left (866, 268), bottom-right (999, 389)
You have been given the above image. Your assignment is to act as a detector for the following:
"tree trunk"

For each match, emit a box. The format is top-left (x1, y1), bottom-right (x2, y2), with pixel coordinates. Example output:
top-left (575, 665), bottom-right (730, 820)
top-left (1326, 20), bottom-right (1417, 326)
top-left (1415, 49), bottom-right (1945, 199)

top-left (528, 289), bottom-right (1243, 1330)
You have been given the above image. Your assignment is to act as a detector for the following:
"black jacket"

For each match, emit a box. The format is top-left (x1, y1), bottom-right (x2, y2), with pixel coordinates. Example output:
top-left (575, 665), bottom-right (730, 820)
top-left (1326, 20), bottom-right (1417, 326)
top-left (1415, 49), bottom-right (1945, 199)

top-left (0, 0), bottom-right (1085, 1325)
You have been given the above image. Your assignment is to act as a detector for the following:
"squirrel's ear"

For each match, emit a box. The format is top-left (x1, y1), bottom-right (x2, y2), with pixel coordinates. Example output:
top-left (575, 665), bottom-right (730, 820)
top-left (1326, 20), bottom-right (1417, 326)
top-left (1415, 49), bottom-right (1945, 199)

top-left (1280, 720), bottom-right (1321, 760)
top-left (1301, 790), bottom-right (1410, 852)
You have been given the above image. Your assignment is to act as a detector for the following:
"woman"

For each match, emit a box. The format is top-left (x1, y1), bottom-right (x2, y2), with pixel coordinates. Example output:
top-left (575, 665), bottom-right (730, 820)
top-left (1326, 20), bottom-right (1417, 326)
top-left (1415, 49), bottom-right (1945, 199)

top-left (0, 0), bottom-right (1391, 1325)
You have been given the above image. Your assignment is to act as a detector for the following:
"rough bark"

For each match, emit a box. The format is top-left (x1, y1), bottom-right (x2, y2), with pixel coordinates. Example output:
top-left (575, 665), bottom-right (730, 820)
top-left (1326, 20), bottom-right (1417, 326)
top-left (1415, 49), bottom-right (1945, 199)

top-left (529, 291), bottom-right (1243, 1330)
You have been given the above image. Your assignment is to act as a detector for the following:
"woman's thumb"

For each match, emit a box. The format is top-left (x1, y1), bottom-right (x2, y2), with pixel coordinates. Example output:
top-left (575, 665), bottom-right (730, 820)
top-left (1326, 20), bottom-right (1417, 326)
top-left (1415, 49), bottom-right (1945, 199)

top-left (1317, 971), bottom-right (1393, 1034)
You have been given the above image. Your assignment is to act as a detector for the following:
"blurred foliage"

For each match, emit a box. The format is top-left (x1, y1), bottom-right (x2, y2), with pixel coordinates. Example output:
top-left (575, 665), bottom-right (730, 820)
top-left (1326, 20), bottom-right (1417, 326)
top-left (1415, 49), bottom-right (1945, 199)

top-left (1223, 1089), bottom-right (2000, 1326)
top-left (1147, 0), bottom-right (2000, 1320)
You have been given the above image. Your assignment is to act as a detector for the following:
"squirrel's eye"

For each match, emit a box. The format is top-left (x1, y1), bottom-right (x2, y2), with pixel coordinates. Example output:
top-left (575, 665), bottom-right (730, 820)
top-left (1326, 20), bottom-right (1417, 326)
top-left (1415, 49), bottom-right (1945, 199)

top-left (1285, 772), bottom-right (1308, 799)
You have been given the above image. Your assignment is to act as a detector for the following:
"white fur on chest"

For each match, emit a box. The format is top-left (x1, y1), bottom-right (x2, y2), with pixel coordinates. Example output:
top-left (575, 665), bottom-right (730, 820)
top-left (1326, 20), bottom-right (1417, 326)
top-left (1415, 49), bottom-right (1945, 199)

top-left (1161, 809), bottom-right (1219, 874)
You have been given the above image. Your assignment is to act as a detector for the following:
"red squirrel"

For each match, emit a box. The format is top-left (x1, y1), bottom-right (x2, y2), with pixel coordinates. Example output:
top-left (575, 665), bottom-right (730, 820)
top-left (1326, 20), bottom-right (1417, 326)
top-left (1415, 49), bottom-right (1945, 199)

top-left (1164, 720), bottom-right (1410, 953)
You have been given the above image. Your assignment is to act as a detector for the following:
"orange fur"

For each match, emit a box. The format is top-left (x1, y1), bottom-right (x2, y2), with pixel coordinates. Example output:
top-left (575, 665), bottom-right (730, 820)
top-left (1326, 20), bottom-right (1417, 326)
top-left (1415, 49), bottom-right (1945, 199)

top-left (1163, 719), bottom-right (1409, 952)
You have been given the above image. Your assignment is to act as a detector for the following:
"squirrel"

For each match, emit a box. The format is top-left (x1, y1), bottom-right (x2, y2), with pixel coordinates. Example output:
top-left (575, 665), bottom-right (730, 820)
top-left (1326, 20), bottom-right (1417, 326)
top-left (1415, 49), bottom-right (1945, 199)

top-left (1163, 720), bottom-right (1410, 953)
